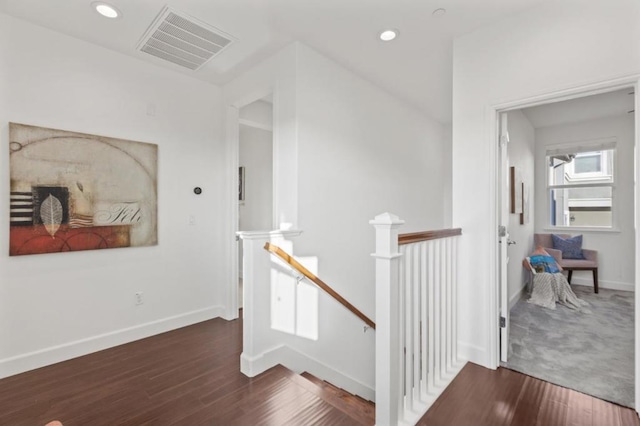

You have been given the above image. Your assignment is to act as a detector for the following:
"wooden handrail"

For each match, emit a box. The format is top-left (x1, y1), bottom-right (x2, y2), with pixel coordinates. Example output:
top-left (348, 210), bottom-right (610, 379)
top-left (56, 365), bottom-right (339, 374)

top-left (398, 228), bottom-right (462, 245)
top-left (264, 242), bottom-right (376, 330)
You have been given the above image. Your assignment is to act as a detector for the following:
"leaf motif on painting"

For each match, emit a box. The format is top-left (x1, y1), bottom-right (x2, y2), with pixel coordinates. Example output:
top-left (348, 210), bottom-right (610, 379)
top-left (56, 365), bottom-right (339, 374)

top-left (40, 194), bottom-right (63, 237)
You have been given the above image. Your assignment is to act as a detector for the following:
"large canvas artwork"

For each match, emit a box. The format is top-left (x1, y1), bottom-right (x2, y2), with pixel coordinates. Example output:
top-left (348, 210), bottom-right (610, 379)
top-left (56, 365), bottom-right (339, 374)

top-left (9, 123), bottom-right (158, 256)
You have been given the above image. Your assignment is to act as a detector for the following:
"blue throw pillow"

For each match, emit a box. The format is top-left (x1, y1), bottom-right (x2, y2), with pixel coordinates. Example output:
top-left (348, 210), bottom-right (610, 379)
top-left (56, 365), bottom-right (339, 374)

top-left (552, 234), bottom-right (585, 259)
top-left (528, 255), bottom-right (561, 273)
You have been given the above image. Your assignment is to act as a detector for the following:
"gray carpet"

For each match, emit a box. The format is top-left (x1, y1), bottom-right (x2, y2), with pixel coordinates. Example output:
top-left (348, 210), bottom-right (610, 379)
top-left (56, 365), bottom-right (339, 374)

top-left (505, 286), bottom-right (635, 408)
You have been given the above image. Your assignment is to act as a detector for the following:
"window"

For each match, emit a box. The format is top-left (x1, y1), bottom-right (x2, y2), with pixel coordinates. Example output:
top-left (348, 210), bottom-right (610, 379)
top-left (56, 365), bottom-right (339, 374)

top-left (546, 140), bottom-right (616, 229)
top-left (573, 152), bottom-right (602, 174)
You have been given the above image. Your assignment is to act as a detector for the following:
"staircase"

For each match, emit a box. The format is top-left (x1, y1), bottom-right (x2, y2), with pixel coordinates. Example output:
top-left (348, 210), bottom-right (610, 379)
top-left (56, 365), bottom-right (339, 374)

top-left (241, 216), bottom-right (463, 425)
top-left (250, 365), bottom-right (375, 425)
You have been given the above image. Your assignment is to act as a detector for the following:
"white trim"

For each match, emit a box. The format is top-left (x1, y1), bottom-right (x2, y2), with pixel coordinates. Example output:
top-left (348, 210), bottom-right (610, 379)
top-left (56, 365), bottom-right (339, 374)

top-left (509, 283), bottom-right (529, 310)
top-left (0, 306), bottom-right (224, 380)
top-left (545, 137), bottom-right (617, 157)
top-left (239, 118), bottom-right (273, 132)
top-left (633, 76), bottom-right (640, 415)
top-left (571, 278), bottom-right (635, 293)
top-left (241, 344), bottom-right (375, 401)
top-left (224, 86), bottom-right (277, 321)
top-left (224, 105), bottom-right (241, 321)
top-left (549, 183), bottom-right (614, 190)
top-left (493, 74), bottom-right (639, 112)
top-left (458, 341), bottom-right (487, 366)
top-left (487, 106), bottom-right (502, 369)
top-left (542, 226), bottom-right (620, 233)
top-left (568, 198), bottom-right (611, 207)
top-left (237, 229), bottom-right (303, 240)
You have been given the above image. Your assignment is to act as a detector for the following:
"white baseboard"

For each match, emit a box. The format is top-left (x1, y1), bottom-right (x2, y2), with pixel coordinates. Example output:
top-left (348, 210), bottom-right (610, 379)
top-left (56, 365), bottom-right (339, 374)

top-left (457, 341), bottom-right (488, 368)
top-left (401, 360), bottom-right (466, 426)
top-left (571, 277), bottom-right (635, 292)
top-left (0, 305), bottom-right (224, 380)
top-left (241, 344), bottom-right (375, 401)
top-left (509, 284), bottom-right (529, 310)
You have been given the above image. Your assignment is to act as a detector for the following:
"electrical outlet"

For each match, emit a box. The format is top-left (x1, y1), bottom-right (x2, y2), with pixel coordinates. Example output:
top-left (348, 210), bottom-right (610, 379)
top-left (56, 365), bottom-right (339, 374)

top-left (135, 292), bottom-right (144, 306)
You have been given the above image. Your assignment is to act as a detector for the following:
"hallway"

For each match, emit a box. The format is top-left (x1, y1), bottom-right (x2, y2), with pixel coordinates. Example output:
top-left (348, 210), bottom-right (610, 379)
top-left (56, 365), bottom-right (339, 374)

top-left (0, 316), bottom-right (637, 425)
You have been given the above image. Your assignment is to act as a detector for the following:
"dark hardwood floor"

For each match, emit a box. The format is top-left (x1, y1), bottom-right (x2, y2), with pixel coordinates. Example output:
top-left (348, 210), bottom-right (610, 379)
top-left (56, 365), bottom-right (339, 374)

top-left (0, 316), bottom-right (637, 425)
top-left (419, 362), bottom-right (640, 426)
top-left (0, 317), bottom-right (369, 425)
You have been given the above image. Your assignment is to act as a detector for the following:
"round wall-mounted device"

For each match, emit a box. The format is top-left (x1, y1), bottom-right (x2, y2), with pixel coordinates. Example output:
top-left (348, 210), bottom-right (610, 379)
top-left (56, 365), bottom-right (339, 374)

top-left (194, 187), bottom-right (202, 195)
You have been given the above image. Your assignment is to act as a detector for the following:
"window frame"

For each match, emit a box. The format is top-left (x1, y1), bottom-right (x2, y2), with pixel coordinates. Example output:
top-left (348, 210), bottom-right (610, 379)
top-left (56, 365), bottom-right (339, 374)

top-left (545, 138), bottom-right (617, 231)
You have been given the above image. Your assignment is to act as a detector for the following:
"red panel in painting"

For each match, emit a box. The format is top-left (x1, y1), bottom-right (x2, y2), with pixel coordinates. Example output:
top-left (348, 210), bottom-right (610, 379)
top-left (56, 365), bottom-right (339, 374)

top-left (10, 225), bottom-right (130, 256)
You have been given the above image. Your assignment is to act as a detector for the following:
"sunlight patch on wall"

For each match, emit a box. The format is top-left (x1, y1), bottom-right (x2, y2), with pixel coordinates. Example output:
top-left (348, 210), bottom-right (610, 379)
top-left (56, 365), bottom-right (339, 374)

top-left (269, 247), bottom-right (319, 341)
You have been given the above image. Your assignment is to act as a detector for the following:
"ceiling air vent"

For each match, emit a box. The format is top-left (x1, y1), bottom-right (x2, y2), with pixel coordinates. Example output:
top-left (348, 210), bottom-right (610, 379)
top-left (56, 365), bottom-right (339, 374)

top-left (137, 6), bottom-right (234, 71)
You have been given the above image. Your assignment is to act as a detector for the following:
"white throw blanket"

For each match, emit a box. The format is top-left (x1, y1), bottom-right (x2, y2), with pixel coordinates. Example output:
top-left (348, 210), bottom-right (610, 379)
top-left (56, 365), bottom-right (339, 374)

top-left (528, 273), bottom-right (589, 311)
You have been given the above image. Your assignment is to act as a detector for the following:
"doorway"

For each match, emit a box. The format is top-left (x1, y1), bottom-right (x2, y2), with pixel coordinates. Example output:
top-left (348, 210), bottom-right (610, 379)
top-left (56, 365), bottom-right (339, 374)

top-left (237, 97), bottom-right (274, 311)
top-left (497, 85), bottom-right (637, 407)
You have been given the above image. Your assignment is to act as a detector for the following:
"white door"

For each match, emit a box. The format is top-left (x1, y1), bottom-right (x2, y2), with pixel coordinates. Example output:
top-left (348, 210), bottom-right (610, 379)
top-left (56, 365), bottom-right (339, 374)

top-left (498, 112), bottom-right (510, 363)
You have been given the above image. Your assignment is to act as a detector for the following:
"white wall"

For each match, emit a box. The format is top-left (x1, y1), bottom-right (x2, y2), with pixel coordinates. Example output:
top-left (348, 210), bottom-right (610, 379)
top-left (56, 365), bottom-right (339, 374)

top-left (534, 114), bottom-right (635, 291)
top-left (223, 44), bottom-right (299, 230)
top-left (0, 14), bottom-right (226, 377)
top-left (240, 100), bottom-right (273, 131)
top-left (226, 43), bottom-right (448, 395)
top-left (293, 44), bottom-right (448, 391)
top-left (239, 125), bottom-right (273, 231)
top-left (221, 44), bottom-right (298, 319)
top-left (506, 111), bottom-right (536, 305)
top-left (238, 104), bottom-right (274, 279)
top-left (452, 0), bottom-right (640, 367)
top-left (443, 125), bottom-right (453, 228)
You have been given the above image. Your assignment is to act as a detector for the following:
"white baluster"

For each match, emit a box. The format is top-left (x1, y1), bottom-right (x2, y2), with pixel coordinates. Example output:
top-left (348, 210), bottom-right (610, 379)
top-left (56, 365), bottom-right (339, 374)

top-left (420, 242), bottom-right (428, 398)
top-left (446, 238), bottom-right (453, 373)
top-left (435, 238), bottom-right (441, 383)
top-left (439, 238), bottom-right (445, 380)
top-left (412, 244), bottom-right (421, 405)
top-left (427, 240), bottom-right (435, 394)
top-left (452, 236), bottom-right (459, 364)
top-left (404, 244), bottom-right (413, 413)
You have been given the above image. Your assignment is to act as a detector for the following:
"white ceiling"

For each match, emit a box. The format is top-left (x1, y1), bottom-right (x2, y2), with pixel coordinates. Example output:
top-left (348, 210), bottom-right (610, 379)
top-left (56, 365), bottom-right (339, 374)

top-left (0, 0), bottom-right (550, 123)
top-left (522, 88), bottom-right (635, 129)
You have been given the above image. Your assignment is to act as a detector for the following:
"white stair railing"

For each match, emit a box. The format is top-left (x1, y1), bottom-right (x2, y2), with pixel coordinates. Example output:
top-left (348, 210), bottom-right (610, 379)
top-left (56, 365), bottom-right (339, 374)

top-left (371, 213), bottom-right (465, 426)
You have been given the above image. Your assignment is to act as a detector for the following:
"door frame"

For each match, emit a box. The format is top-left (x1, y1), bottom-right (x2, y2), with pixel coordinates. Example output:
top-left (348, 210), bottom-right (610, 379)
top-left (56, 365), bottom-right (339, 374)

top-left (498, 112), bottom-right (510, 363)
top-left (489, 74), bottom-right (639, 410)
top-left (223, 86), bottom-right (275, 320)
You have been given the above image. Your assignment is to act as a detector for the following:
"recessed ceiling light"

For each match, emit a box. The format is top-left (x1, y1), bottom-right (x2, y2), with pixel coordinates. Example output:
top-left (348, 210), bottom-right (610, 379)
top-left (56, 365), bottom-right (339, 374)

top-left (92, 2), bottom-right (121, 19)
top-left (432, 8), bottom-right (447, 17)
top-left (379, 30), bottom-right (398, 42)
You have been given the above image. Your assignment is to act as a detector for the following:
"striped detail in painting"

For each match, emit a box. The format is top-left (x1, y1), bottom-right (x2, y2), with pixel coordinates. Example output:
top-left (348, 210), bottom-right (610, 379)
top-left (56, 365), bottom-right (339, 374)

top-left (10, 192), bottom-right (34, 226)
top-left (69, 214), bottom-right (94, 228)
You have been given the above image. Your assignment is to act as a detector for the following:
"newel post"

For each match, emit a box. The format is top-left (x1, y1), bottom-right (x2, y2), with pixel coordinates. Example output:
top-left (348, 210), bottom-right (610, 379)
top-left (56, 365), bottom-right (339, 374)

top-left (370, 212), bottom-right (405, 426)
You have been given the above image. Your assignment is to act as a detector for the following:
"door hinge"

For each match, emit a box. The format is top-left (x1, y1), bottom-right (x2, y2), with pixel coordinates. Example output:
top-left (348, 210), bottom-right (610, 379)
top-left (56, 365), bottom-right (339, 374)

top-left (498, 225), bottom-right (507, 238)
top-left (500, 316), bottom-right (506, 328)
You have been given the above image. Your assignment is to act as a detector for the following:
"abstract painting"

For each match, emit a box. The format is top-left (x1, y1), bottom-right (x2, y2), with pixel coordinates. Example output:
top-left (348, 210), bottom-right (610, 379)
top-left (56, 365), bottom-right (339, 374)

top-left (9, 123), bottom-right (158, 256)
